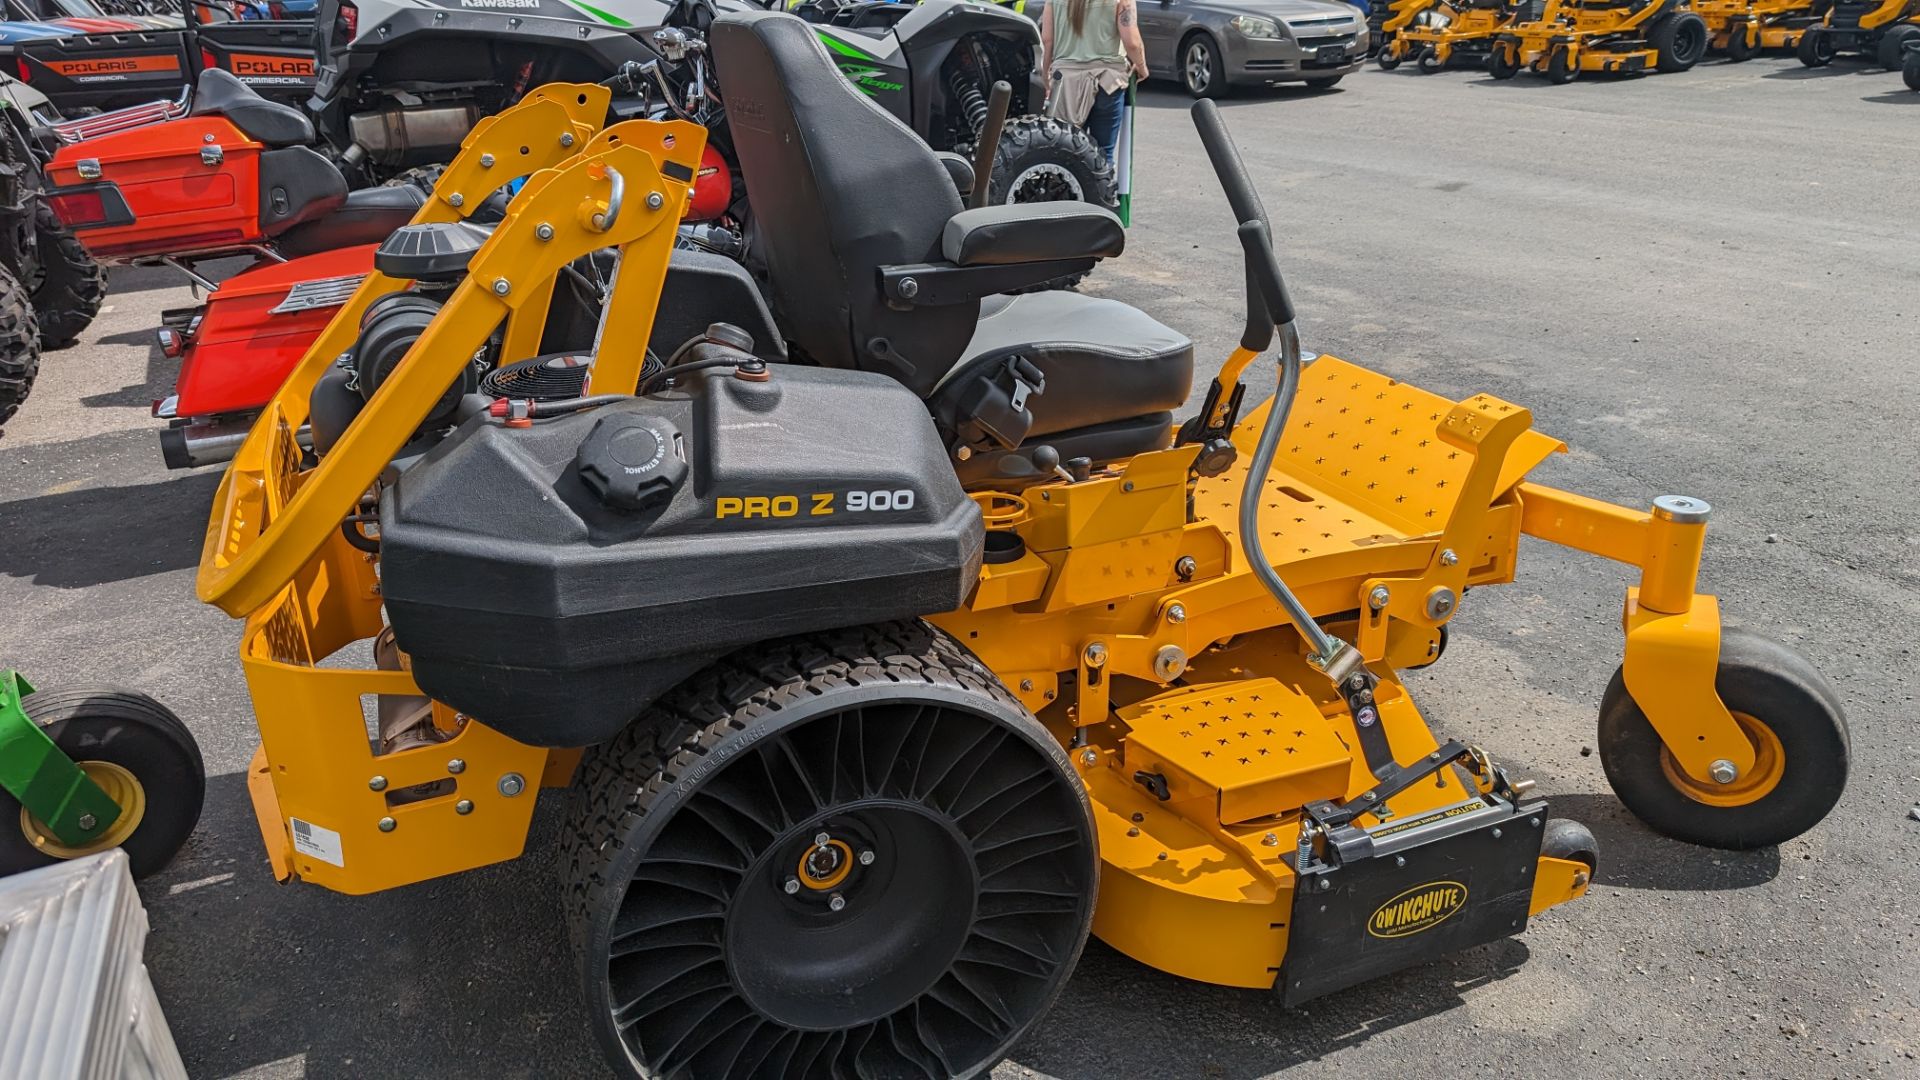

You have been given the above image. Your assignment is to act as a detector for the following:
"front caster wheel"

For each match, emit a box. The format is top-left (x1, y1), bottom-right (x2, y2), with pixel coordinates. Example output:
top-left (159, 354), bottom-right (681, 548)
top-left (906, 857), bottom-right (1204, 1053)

top-left (1417, 47), bottom-right (1444, 73)
top-left (564, 623), bottom-right (1096, 1080)
top-left (1487, 42), bottom-right (1520, 79)
top-left (1542, 818), bottom-right (1599, 871)
top-left (0, 687), bottom-right (204, 878)
top-left (1597, 629), bottom-right (1847, 850)
top-left (1546, 46), bottom-right (1579, 83)
top-left (1797, 29), bottom-right (1834, 67)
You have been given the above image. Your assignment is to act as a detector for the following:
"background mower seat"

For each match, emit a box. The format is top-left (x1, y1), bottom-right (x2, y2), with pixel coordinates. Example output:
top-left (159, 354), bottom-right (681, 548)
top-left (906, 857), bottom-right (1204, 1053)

top-left (189, 68), bottom-right (315, 148)
top-left (713, 9), bottom-right (1193, 485)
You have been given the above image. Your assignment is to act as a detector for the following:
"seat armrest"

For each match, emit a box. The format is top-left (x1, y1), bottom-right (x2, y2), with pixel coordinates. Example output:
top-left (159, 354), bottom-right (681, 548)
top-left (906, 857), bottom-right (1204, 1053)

top-left (941, 203), bottom-right (1125, 267)
top-left (934, 152), bottom-right (975, 198)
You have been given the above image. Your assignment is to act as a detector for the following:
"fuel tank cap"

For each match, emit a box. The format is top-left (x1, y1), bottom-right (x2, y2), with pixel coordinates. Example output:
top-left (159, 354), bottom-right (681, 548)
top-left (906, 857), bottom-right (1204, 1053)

top-left (575, 413), bottom-right (688, 511)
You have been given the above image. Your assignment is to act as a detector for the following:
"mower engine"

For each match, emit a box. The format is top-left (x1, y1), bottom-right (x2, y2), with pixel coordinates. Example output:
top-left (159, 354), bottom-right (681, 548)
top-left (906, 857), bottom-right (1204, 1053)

top-left (376, 352), bottom-right (985, 748)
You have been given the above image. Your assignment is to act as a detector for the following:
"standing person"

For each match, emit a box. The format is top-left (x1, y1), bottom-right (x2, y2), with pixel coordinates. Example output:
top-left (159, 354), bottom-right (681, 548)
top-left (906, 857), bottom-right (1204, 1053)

top-left (1041, 0), bottom-right (1149, 167)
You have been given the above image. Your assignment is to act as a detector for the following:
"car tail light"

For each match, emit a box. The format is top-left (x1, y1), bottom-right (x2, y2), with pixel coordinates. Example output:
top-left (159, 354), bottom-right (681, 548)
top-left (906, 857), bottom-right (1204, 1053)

top-left (338, 1), bottom-right (358, 41)
top-left (48, 188), bottom-right (109, 227)
top-left (156, 329), bottom-right (183, 358)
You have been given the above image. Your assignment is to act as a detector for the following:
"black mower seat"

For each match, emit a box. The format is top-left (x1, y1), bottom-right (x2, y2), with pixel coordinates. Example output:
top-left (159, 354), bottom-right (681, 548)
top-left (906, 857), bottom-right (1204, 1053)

top-left (277, 184), bottom-right (428, 260)
top-left (941, 292), bottom-right (1192, 437)
top-left (713, 9), bottom-right (1194, 481)
top-left (190, 68), bottom-right (314, 148)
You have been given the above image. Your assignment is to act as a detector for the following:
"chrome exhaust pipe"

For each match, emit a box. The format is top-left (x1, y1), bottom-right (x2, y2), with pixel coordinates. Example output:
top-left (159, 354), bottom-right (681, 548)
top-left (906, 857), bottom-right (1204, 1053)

top-left (160, 419), bottom-right (310, 470)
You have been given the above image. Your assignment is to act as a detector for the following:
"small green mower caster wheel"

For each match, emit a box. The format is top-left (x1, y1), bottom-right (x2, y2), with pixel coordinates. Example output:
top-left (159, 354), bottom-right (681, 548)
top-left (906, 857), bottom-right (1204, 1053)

top-left (1796, 29), bottom-right (1834, 67)
top-left (1597, 629), bottom-right (1847, 851)
top-left (1546, 47), bottom-right (1579, 83)
top-left (0, 688), bottom-right (204, 878)
top-left (1417, 47), bottom-right (1444, 74)
top-left (1542, 818), bottom-right (1599, 872)
top-left (1487, 43), bottom-right (1520, 80)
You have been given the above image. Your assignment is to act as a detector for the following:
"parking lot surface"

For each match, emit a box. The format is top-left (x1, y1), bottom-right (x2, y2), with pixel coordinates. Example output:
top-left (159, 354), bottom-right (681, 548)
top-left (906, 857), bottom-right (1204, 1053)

top-left (1, 54), bottom-right (1915, 1079)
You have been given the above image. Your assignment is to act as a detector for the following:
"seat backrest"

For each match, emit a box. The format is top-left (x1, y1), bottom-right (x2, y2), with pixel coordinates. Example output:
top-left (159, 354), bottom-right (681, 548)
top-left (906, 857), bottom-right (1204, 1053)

top-left (712, 10), bottom-right (977, 398)
top-left (191, 68), bottom-right (315, 147)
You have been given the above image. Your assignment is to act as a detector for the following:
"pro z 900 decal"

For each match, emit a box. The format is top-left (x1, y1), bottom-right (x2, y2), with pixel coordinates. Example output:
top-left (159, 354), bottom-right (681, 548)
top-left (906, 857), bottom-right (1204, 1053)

top-left (715, 490), bottom-right (918, 519)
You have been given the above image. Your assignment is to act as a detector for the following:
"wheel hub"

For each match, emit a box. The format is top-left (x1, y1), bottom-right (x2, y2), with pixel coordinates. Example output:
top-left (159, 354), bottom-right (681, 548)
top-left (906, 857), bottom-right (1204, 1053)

top-left (1006, 162), bottom-right (1085, 205)
top-left (1660, 711), bottom-right (1785, 807)
top-left (728, 802), bottom-right (977, 1031)
top-left (19, 760), bottom-right (144, 859)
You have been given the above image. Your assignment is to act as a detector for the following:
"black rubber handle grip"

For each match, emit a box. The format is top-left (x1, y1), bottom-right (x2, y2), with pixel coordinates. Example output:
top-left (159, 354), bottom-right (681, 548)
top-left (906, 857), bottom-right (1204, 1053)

top-left (1191, 99), bottom-right (1269, 235)
top-left (1237, 220), bottom-right (1296, 328)
top-left (969, 81), bottom-right (1013, 210)
top-left (1192, 99), bottom-right (1295, 349)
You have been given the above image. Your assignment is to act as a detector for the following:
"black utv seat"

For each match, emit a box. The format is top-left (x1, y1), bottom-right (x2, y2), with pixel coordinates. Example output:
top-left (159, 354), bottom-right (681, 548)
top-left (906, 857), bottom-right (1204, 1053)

top-left (711, 10), bottom-right (1194, 485)
top-left (190, 68), bottom-right (315, 148)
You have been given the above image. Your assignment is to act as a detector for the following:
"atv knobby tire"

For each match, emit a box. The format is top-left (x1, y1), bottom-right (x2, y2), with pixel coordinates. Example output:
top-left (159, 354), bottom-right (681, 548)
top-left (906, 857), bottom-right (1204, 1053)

top-left (563, 621), bottom-right (1096, 1080)
top-left (26, 202), bottom-right (106, 350)
top-left (0, 263), bottom-right (41, 426)
top-left (986, 115), bottom-right (1117, 292)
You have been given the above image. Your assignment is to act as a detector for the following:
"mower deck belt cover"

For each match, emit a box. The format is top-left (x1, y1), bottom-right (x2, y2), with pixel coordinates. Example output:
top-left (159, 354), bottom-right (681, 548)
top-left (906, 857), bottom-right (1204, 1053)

top-left (378, 365), bottom-right (983, 746)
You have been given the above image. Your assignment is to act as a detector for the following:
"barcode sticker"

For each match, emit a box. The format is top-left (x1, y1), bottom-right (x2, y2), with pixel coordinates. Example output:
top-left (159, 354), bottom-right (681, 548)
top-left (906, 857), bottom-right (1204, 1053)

top-left (289, 817), bottom-right (344, 867)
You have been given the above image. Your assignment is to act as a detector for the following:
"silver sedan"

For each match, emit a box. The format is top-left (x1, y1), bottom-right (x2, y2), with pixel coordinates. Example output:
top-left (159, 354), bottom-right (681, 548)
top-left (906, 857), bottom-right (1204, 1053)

top-left (1031, 0), bottom-right (1369, 97)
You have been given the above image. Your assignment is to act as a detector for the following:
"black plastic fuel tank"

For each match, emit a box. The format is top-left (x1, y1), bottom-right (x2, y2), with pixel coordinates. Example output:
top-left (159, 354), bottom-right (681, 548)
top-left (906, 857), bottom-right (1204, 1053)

top-left (378, 363), bottom-right (983, 747)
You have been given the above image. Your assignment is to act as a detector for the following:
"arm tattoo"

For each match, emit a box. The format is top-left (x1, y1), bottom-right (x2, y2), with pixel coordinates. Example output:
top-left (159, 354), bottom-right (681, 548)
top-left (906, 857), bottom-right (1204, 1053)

top-left (1118, 0), bottom-right (1136, 27)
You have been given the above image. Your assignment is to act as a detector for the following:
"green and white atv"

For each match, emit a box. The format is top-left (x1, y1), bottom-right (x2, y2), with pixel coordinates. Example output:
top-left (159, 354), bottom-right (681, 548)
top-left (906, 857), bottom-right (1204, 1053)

top-left (308, 0), bottom-right (1114, 226)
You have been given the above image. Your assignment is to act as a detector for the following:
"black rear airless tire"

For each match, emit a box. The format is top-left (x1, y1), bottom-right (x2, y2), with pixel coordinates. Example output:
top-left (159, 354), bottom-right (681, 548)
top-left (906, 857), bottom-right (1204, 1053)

top-left (1876, 24), bottom-right (1920, 70)
top-left (1181, 32), bottom-right (1229, 99)
top-left (27, 203), bottom-right (106, 350)
top-left (1797, 28), bottom-right (1834, 67)
top-left (564, 622), bottom-right (1097, 1080)
top-left (0, 263), bottom-right (40, 426)
top-left (1652, 12), bottom-right (1710, 72)
top-left (1597, 629), bottom-right (1848, 851)
top-left (0, 688), bottom-right (205, 879)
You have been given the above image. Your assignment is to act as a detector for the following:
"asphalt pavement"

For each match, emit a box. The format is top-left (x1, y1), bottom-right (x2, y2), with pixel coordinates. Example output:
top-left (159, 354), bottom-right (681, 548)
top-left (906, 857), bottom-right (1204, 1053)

top-left (1, 52), bottom-right (1916, 1080)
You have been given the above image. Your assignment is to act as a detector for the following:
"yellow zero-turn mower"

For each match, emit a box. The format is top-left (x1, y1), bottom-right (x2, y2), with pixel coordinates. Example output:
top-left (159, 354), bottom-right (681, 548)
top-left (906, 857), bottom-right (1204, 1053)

top-left (1695, 0), bottom-right (1827, 59)
top-left (1489, 0), bottom-right (1711, 81)
top-left (1378, 0), bottom-right (1524, 72)
top-left (194, 12), bottom-right (1847, 1079)
top-left (1796, 0), bottom-right (1920, 67)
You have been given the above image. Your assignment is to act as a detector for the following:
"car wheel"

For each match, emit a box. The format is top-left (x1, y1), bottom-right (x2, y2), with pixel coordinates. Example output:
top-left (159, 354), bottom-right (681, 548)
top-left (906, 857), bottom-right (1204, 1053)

top-left (1182, 33), bottom-right (1228, 99)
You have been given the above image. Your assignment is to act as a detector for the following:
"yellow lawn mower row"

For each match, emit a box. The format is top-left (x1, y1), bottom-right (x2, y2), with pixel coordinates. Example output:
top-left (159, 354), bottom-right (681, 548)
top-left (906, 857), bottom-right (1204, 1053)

top-left (189, 11), bottom-right (1848, 1080)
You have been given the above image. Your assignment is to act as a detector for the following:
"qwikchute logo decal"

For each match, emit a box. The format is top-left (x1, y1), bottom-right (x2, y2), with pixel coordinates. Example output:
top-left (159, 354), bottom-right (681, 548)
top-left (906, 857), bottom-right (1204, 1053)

top-left (1367, 881), bottom-right (1467, 939)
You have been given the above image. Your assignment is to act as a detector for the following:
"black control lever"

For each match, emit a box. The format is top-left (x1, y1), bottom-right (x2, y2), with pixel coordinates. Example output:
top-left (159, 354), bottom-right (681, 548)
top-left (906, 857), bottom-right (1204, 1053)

top-left (1192, 100), bottom-right (1285, 352)
top-left (968, 81), bottom-right (1013, 211)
